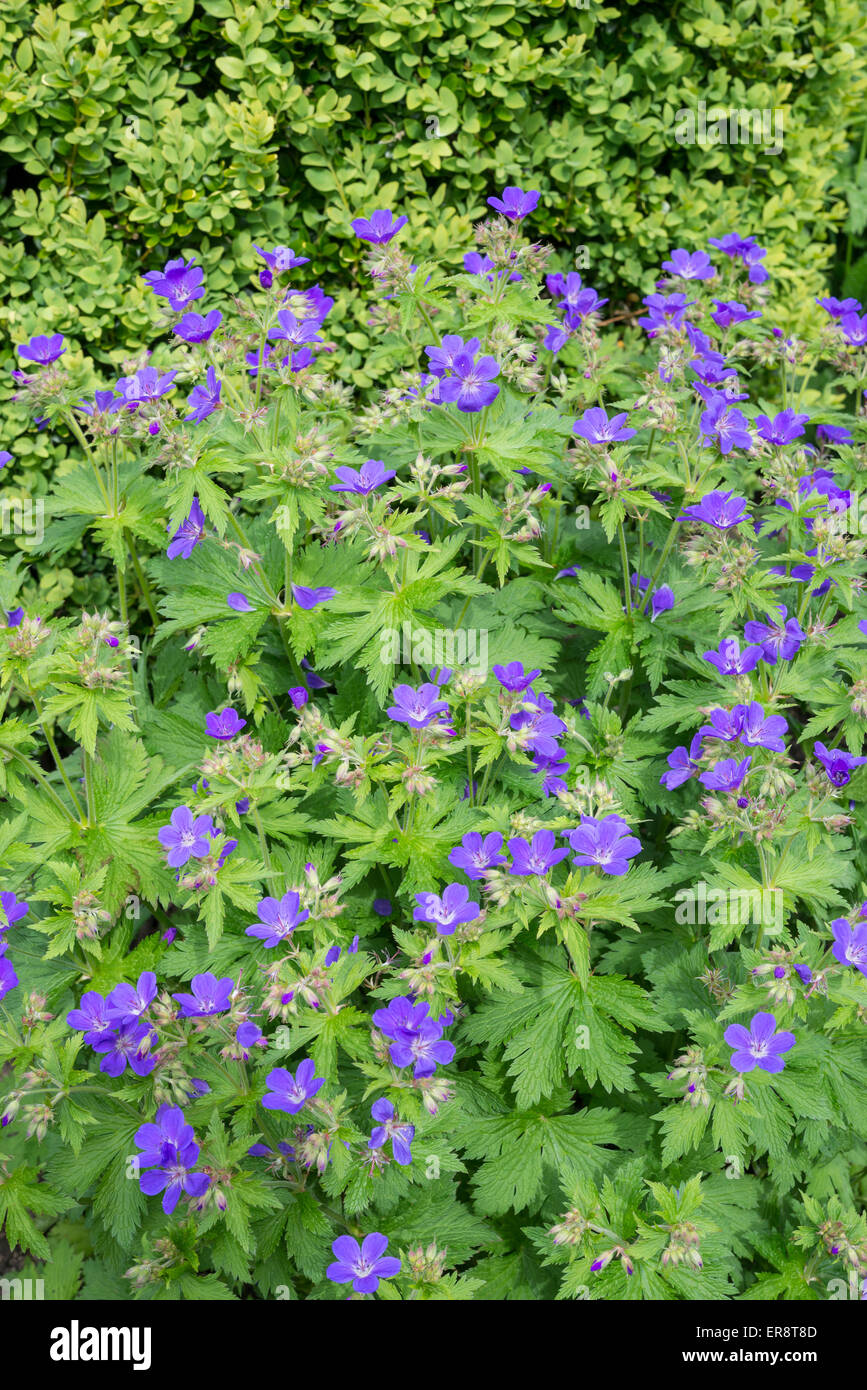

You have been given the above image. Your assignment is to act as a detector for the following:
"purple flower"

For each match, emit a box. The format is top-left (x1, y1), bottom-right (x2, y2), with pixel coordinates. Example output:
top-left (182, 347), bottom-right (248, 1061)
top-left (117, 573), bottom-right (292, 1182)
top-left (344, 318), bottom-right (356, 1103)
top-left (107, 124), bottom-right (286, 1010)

top-left (493, 661), bottom-right (540, 692)
top-left (390, 1027), bottom-right (455, 1078)
top-left (813, 742), bottom-right (867, 788)
top-left (369, 1099), bottom-right (414, 1166)
top-left (710, 299), bottom-right (762, 330)
top-left (448, 831), bottom-right (506, 881)
top-left (510, 691), bottom-right (566, 758)
top-left (413, 883), bottom-right (480, 934)
top-left (0, 892), bottom-right (28, 931)
top-left (534, 750), bottom-right (570, 797)
top-left (817, 424), bottom-right (853, 447)
top-left (373, 996), bottom-right (431, 1042)
top-left (424, 335), bottom-right (481, 378)
top-left (17, 333), bottom-right (65, 366)
top-left (737, 702), bottom-right (788, 752)
top-left (218, 834), bottom-right (238, 867)
top-left (743, 607), bottom-right (805, 664)
top-left (141, 255), bottom-right (204, 310)
top-left (703, 636), bottom-right (763, 676)
top-left (373, 898), bottom-right (391, 917)
top-left (0, 452), bottom-right (11, 469)
top-left (291, 584), bottom-right (336, 610)
top-left (817, 296), bottom-right (862, 319)
top-left (329, 459), bottom-right (395, 495)
top-left (691, 353), bottom-right (738, 388)
top-left (185, 366), bottom-right (221, 422)
top-left (508, 828), bottom-right (570, 877)
top-left (841, 312), bottom-right (867, 347)
top-left (563, 287), bottom-right (608, 323)
top-left (236, 1022), bottom-right (263, 1056)
top-left (660, 733), bottom-right (704, 790)
top-left (699, 706), bottom-right (745, 743)
top-left (172, 310), bottom-right (222, 344)
top-left (135, 1106), bottom-right (210, 1214)
top-left (372, 997), bottom-right (454, 1078)
top-left (248, 1140), bottom-right (295, 1159)
top-left (547, 271), bottom-right (582, 308)
top-left (288, 686), bottom-right (308, 708)
top-left (694, 379), bottom-right (751, 408)
top-left (680, 490), bottom-right (749, 529)
top-left (638, 292), bottom-right (695, 335)
top-left (262, 1059), bottom-right (324, 1113)
top-left (544, 323), bottom-right (571, 353)
top-left (701, 703), bottom-right (787, 752)
top-left (172, 972), bottom-right (234, 1018)
top-left (158, 806), bottom-right (217, 867)
top-left (218, 839), bottom-right (237, 867)
top-left (205, 707), bottom-right (247, 739)
top-left (106, 971), bottom-right (158, 1024)
top-left (135, 1105), bottom-right (194, 1166)
top-left (327, 1233), bottom-right (401, 1294)
top-left (486, 185), bottom-right (539, 221)
top-left (387, 682), bottom-right (449, 729)
top-left (246, 890), bottom-right (309, 947)
top-left (708, 233), bottom-right (757, 261)
top-left (650, 585), bottom-right (674, 621)
top-left (5, 608), bottom-right (24, 628)
top-left (699, 756), bottom-right (751, 792)
top-left (724, 1011), bottom-right (795, 1073)
top-left (438, 353), bottom-right (500, 412)
top-left (755, 409), bottom-right (809, 446)
top-left (268, 310), bottom-right (322, 348)
top-left (92, 1021), bottom-right (157, 1078)
top-left (661, 248), bottom-right (716, 281)
top-left (699, 397), bottom-right (753, 454)
top-left (465, 251), bottom-right (521, 283)
top-left (0, 952), bottom-right (18, 1003)
top-left (742, 242), bottom-right (769, 284)
top-left (76, 389), bottom-right (119, 418)
top-left (227, 592), bottom-right (253, 613)
top-left (111, 367), bottom-right (177, 411)
top-left (66, 990), bottom-right (113, 1044)
top-left (569, 815), bottom-right (641, 877)
top-left (572, 406), bottom-right (636, 445)
top-left (140, 1144), bottom-right (209, 1213)
top-left (831, 919), bottom-right (867, 976)
top-left (167, 497), bottom-right (206, 559)
top-left (351, 209), bottom-right (407, 244)
top-left (254, 244), bottom-right (310, 272)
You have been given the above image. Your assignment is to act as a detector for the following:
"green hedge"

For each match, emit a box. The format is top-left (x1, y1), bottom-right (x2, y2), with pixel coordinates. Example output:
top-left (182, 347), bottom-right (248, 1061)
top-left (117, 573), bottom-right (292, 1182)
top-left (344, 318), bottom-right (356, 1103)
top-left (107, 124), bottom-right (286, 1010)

top-left (2, 0), bottom-right (866, 476)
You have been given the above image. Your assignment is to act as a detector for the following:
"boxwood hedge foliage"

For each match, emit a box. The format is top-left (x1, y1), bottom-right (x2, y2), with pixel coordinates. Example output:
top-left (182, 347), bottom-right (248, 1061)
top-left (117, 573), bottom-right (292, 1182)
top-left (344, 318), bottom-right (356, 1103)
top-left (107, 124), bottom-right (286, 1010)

top-left (1, 0), bottom-right (866, 481)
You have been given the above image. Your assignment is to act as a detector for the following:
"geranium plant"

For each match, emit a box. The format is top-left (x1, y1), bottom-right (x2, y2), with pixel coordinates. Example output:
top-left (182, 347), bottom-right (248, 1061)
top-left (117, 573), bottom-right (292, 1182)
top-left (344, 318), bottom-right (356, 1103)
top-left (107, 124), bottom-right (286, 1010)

top-left (0, 186), bottom-right (865, 1303)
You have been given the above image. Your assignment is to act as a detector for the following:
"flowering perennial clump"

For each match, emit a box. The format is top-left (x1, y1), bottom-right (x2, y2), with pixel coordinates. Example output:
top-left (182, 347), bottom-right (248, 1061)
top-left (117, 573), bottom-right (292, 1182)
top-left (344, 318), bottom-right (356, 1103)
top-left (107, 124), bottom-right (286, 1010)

top-left (0, 182), bottom-right (865, 1306)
